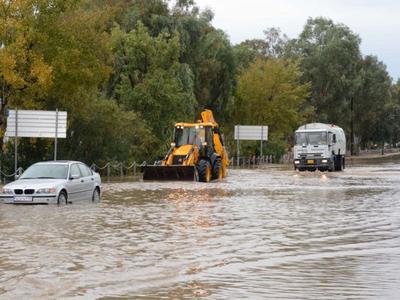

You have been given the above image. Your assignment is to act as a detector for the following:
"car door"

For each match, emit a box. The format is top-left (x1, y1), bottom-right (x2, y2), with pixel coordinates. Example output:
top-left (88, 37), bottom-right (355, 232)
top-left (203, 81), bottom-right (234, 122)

top-left (67, 163), bottom-right (85, 202)
top-left (78, 163), bottom-right (95, 200)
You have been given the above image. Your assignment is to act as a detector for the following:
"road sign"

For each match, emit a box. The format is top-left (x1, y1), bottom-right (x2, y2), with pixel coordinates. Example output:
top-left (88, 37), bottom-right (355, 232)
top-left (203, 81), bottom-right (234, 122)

top-left (6, 110), bottom-right (67, 138)
top-left (234, 125), bottom-right (269, 165)
top-left (234, 125), bottom-right (268, 141)
top-left (5, 109), bottom-right (68, 174)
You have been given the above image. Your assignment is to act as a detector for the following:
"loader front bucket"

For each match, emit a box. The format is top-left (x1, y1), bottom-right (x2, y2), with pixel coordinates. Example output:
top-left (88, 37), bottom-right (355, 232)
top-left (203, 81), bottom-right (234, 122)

top-left (143, 165), bottom-right (196, 181)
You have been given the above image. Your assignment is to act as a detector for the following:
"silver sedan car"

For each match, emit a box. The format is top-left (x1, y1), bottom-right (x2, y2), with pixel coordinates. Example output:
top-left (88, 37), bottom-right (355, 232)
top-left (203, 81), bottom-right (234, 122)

top-left (0, 161), bottom-right (101, 205)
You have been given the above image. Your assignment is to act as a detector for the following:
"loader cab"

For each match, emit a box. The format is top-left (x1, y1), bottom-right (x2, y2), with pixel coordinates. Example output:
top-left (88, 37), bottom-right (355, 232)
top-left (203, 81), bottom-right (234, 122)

top-left (174, 125), bottom-right (214, 149)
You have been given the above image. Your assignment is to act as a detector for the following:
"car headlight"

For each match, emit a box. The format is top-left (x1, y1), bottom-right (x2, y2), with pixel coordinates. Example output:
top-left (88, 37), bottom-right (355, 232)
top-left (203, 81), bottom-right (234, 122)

top-left (0, 188), bottom-right (13, 194)
top-left (322, 159), bottom-right (328, 163)
top-left (36, 188), bottom-right (57, 194)
top-left (294, 160), bottom-right (300, 164)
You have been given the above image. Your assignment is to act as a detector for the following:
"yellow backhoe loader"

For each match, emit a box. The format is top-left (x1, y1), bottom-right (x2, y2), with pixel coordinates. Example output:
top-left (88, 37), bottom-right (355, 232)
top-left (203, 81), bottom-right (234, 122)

top-left (143, 110), bottom-right (229, 182)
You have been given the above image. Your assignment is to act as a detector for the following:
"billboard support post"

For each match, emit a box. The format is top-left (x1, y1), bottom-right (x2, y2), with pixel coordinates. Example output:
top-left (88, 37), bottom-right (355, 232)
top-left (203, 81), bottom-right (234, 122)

top-left (14, 109), bottom-right (18, 176)
top-left (260, 126), bottom-right (264, 157)
top-left (236, 126), bottom-right (240, 166)
top-left (54, 109), bottom-right (58, 161)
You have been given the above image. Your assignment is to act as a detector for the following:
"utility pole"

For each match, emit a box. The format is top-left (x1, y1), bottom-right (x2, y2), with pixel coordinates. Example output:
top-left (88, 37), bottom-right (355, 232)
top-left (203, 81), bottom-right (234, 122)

top-left (350, 96), bottom-right (355, 156)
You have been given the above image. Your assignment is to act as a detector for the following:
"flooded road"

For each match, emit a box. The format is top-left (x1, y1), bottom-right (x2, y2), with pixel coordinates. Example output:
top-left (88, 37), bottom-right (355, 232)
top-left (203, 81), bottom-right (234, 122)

top-left (1, 163), bottom-right (400, 299)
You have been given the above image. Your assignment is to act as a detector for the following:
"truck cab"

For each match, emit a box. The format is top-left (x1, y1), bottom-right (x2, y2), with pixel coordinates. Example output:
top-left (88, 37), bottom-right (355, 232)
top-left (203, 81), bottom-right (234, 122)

top-left (293, 123), bottom-right (346, 172)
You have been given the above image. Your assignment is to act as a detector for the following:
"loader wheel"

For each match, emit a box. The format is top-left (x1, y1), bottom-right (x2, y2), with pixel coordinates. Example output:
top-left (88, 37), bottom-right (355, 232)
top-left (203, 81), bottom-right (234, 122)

top-left (197, 159), bottom-right (211, 182)
top-left (212, 159), bottom-right (222, 180)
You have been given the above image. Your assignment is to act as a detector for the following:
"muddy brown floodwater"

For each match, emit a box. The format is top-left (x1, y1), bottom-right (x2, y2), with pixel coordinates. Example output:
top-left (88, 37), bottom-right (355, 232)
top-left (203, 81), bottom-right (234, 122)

top-left (1, 163), bottom-right (400, 299)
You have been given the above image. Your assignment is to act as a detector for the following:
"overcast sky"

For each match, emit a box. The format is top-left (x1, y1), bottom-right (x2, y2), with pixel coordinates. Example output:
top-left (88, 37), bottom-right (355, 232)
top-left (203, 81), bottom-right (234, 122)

top-left (195, 0), bottom-right (399, 81)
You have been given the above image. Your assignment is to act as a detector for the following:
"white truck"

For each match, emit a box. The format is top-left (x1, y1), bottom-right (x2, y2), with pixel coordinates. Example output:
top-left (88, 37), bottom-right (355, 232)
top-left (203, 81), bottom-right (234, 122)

top-left (293, 123), bottom-right (346, 172)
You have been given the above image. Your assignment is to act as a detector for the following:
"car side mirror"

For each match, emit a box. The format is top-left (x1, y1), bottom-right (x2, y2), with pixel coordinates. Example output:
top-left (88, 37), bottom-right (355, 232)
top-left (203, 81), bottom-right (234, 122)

top-left (70, 173), bottom-right (80, 180)
top-left (15, 167), bottom-right (23, 180)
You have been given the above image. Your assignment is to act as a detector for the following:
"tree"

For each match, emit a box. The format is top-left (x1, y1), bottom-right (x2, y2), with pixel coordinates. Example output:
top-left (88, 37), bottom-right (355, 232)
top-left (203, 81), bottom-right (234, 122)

top-left (193, 28), bottom-right (236, 119)
top-left (354, 56), bottom-right (392, 148)
top-left (290, 17), bottom-right (362, 129)
top-left (390, 80), bottom-right (400, 146)
top-left (0, 0), bottom-right (57, 124)
top-left (0, 0), bottom-right (116, 169)
top-left (233, 58), bottom-right (310, 156)
top-left (63, 98), bottom-right (154, 164)
top-left (109, 22), bottom-right (196, 157)
top-left (233, 27), bottom-right (289, 73)
top-left (171, 4), bottom-right (236, 121)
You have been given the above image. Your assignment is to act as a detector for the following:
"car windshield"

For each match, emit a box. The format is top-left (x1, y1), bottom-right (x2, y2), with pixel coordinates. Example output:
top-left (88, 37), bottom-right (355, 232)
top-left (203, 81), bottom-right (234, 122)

top-left (20, 164), bottom-right (69, 179)
top-left (175, 127), bottom-right (206, 147)
top-left (296, 131), bottom-right (328, 145)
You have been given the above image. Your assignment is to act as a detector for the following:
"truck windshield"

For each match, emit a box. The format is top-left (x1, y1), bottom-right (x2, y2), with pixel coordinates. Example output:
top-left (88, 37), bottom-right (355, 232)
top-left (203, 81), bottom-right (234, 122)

top-left (175, 127), bottom-right (205, 147)
top-left (295, 131), bottom-right (327, 145)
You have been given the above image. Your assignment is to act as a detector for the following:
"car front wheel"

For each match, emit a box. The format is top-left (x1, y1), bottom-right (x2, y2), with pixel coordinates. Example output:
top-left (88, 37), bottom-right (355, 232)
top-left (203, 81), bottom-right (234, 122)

top-left (57, 191), bottom-right (67, 206)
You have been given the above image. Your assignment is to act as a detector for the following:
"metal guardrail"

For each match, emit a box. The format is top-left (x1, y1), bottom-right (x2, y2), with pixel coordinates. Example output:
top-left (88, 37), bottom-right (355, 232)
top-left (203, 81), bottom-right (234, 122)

top-left (0, 156), bottom-right (275, 184)
top-left (91, 157), bottom-right (275, 182)
top-left (230, 155), bottom-right (274, 168)
top-left (90, 162), bottom-right (145, 182)
top-left (0, 167), bottom-right (24, 183)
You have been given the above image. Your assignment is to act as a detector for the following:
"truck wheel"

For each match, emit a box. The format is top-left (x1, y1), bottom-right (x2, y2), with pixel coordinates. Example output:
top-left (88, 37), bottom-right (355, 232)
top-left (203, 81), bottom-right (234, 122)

top-left (338, 157), bottom-right (344, 171)
top-left (334, 155), bottom-right (344, 171)
top-left (197, 159), bottom-right (211, 182)
top-left (212, 159), bottom-right (222, 180)
top-left (328, 161), bottom-right (334, 172)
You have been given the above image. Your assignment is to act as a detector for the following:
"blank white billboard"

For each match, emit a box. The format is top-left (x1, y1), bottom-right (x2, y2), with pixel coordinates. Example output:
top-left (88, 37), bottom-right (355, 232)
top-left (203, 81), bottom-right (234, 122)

top-left (6, 110), bottom-right (67, 138)
top-left (234, 125), bottom-right (268, 141)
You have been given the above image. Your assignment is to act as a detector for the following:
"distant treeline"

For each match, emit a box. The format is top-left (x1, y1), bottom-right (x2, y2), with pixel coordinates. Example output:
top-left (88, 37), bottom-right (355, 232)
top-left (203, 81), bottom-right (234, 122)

top-left (0, 0), bottom-right (399, 169)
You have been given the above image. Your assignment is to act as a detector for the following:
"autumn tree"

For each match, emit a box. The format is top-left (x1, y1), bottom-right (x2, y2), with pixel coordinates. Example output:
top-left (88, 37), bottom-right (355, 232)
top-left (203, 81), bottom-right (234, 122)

top-left (0, 0), bottom-right (56, 124)
top-left (233, 58), bottom-right (310, 157)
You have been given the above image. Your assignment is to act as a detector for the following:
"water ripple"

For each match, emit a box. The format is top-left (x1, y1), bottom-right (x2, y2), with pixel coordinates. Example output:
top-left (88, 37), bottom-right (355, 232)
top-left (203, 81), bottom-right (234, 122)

top-left (1, 163), bottom-right (400, 299)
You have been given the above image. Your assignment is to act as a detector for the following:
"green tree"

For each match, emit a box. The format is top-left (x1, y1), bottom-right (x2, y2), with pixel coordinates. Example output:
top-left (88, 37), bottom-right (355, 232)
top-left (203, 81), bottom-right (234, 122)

top-left (233, 27), bottom-right (289, 74)
top-left (390, 80), bottom-right (400, 146)
top-left (109, 22), bottom-right (196, 158)
top-left (170, 3), bottom-right (236, 121)
top-left (63, 98), bottom-right (154, 164)
top-left (354, 56), bottom-right (392, 148)
top-left (193, 28), bottom-right (236, 119)
top-left (290, 17), bottom-right (362, 129)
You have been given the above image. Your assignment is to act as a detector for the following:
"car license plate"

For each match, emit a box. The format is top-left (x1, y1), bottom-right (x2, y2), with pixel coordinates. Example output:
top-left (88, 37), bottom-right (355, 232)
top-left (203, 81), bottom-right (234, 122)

top-left (14, 196), bottom-right (33, 202)
top-left (307, 160), bottom-right (314, 164)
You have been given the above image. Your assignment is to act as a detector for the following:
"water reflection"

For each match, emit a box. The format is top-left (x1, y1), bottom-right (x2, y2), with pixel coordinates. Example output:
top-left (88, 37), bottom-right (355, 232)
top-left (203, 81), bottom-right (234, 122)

top-left (1, 163), bottom-right (400, 299)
